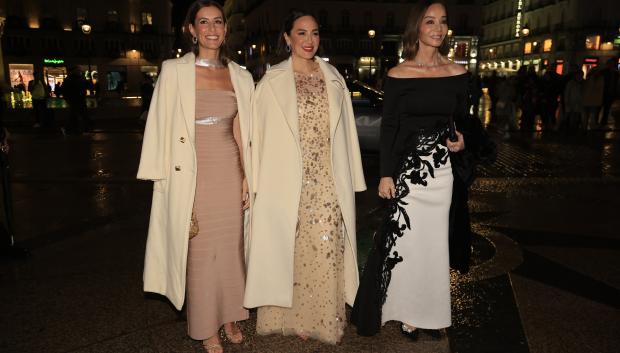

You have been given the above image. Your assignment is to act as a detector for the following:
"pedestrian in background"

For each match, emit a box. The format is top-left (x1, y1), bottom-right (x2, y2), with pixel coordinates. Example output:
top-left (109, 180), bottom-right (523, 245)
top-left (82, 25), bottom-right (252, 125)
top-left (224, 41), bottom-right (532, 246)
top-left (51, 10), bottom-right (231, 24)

top-left (582, 67), bottom-right (604, 130)
top-left (244, 9), bottom-right (366, 345)
top-left (28, 71), bottom-right (49, 128)
top-left (496, 76), bottom-right (517, 138)
top-left (469, 74), bottom-right (482, 118)
top-left (62, 67), bottom-right (91, 133)
top-left (137, 1), bottom-right (254, 352)
top-left (139, 74), bottom-right (154, 122)
top-left (540, 65), bottom-right (562, 130)
top-left (562, 67), bottom-right (583, 130)
top-left (600, 58), bottom-right (619, 128)
top-left (352, 0), bottom-right (469, 341)
top-left (519, 67), bottom-right (540, 131)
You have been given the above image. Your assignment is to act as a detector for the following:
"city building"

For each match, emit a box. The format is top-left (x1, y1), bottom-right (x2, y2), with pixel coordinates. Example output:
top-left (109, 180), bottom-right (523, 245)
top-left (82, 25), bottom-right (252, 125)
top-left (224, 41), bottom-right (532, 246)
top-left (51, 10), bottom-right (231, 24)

top-left (479, 0), bottom-right (620, 76)
top-left (223, 0), bottom-right (482, 82)
top-left (0, 0), bottom-right (174, 98)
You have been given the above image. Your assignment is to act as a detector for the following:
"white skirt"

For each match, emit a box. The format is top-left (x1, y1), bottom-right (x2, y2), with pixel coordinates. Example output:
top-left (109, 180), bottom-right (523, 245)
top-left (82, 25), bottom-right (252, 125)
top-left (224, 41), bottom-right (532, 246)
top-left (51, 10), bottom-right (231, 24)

top-left (381, 143), bottom-right (453, 329)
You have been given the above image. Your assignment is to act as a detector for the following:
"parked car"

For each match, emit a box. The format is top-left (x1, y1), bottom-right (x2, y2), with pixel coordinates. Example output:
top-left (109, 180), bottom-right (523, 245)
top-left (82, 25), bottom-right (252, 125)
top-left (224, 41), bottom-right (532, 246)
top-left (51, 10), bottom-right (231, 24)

top-left (347, 80), bottom-right (382, 152)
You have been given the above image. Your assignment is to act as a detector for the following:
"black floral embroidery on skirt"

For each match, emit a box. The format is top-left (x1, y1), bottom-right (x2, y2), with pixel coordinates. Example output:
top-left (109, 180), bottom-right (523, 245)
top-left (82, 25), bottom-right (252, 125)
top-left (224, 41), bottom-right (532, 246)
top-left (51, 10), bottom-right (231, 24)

top-left (376, 128), bottom-right (450, 305)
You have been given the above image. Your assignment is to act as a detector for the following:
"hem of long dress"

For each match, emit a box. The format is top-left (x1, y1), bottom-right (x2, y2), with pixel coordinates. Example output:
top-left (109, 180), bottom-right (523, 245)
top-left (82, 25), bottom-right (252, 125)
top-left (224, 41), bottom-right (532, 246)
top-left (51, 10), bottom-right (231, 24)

top-left (381, 318), bottom-right (451, 330)
top-left (256, 327), bottom-right (343, 345)
top-left (187, 311), bottom-right (250, 341)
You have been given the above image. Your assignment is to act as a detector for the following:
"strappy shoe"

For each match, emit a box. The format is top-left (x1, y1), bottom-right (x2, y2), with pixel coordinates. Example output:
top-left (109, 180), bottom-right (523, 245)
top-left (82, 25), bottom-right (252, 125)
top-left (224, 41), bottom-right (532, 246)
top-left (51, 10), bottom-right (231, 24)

top-left (400, 323), bottom-right (419, 341)
top-left (202, 341), bottom-right (223, 353)
top-left (223, 322), bottom-right (243, 344)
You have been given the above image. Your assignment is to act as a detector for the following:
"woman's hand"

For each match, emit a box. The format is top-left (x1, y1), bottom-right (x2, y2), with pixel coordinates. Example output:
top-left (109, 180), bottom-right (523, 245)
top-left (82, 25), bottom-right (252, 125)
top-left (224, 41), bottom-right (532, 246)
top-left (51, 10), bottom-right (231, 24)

top-left (378, 177), bottom-right (396, 199)
top-left (446, 130), bottom-right (465, 153)
top-left (242, 178), bottom-right (250, 210)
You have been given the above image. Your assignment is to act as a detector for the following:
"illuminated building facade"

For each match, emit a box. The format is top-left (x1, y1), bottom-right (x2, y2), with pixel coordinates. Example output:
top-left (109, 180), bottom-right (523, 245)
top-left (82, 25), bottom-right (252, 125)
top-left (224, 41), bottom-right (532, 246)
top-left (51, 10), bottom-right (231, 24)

top-left (479, 0), bottom-right (620, 75)
top-left (0, 0), bottom-right (173, 97)
top-left (224, 0), bottom-right (482, 82)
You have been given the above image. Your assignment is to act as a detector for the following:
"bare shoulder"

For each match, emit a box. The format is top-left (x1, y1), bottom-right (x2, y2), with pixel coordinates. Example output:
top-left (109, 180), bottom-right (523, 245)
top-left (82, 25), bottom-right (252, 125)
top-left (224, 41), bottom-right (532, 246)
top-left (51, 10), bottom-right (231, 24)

top-left (387, 64), bottom-right (413, 78)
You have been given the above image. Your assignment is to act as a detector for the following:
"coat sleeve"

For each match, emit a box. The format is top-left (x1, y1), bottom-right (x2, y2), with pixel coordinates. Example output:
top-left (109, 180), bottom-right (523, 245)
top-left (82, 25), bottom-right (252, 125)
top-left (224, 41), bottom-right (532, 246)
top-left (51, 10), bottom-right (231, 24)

top-left (249, 80), bottom-right (264, 194)
top-left (343, 87), bottom-right (367, 192)
top-left (137, 61), bottom-right (173, 181)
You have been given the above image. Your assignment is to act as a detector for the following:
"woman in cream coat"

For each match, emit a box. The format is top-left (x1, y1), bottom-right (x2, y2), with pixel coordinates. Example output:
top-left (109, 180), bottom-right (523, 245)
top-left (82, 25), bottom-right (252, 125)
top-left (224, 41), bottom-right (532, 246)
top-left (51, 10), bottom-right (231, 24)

top-left (138, 53), bottom-right (253, 310)
top-left (137, 2), bottom-right (254, 351)
top-left (244, 11), bottom-right (366, 344)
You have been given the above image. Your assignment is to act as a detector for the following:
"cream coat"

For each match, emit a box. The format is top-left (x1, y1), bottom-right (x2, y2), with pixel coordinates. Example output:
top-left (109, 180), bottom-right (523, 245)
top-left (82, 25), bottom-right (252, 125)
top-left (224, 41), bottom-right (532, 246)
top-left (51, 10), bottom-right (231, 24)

top-left (244, 57), bottom-right (366, 309)
top-left (137, 53), bottom-right (254, 310)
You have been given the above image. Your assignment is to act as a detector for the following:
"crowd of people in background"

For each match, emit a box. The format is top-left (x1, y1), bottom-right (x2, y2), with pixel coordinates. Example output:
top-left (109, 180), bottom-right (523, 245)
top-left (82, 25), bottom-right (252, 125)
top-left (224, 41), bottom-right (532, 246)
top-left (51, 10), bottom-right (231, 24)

top-left (477, 58), bottom-right (619, 138)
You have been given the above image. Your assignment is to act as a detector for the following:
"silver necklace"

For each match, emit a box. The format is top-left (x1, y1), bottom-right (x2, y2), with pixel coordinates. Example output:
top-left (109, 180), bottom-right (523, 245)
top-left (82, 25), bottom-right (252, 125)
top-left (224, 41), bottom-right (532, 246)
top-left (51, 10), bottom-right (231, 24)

top-left (412, 59), bottom-right (441, 68)
top-left (195, 58), bottom-right (225, 69)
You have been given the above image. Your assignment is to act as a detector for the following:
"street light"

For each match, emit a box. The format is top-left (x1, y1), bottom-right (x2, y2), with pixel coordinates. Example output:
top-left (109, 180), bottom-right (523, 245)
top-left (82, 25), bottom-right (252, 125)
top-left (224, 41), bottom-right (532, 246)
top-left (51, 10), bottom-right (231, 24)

top-left (81, 22), bottom-right (94, 96)
top-left (520, 24), bottom-right (530, 69)
top-left (367, 29), bottom-right (376, 83)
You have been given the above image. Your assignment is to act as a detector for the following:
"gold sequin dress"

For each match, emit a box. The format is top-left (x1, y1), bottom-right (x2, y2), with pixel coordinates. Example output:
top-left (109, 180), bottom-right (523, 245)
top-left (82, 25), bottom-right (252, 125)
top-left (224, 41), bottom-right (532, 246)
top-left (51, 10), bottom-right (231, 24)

top-left (256, 69), bottom-right (345, 344)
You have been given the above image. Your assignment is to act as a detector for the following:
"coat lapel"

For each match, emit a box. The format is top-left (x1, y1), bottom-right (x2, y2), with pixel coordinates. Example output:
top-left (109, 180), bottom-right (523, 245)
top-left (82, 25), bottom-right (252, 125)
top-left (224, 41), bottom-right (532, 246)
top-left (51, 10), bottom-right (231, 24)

top-left (177, 53), bottom-right (196, 145)
top-left (317, 58), bottom-right (344, 140)
top-left (228, 62), bottom-right (251, 164)
top-left (268, 58), bottom-right (300, 144)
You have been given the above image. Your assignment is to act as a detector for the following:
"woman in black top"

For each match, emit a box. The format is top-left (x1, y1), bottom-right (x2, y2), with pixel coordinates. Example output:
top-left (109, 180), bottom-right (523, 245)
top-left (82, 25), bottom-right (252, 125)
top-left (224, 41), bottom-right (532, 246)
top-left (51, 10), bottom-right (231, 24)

top-left (352, 0), bottom-right (468, 339)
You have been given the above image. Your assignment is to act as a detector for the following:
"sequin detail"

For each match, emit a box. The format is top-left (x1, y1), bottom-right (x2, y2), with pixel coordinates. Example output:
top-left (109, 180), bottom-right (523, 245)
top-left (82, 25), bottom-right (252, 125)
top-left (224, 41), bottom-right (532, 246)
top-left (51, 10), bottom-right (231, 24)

top-left (256, 70), bottom-right (345, 345)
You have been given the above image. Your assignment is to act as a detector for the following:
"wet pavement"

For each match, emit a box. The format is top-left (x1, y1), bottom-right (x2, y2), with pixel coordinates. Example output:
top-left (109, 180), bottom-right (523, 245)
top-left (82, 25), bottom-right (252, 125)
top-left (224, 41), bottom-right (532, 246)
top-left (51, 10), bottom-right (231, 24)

top-left (1, 100), bottom-right (619, 353)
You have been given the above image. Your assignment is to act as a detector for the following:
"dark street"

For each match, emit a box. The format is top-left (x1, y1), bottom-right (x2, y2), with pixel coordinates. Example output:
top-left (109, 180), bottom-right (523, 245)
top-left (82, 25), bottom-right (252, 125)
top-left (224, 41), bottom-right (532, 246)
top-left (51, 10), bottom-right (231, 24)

top-left (1, 95), bottom-right (619, 353)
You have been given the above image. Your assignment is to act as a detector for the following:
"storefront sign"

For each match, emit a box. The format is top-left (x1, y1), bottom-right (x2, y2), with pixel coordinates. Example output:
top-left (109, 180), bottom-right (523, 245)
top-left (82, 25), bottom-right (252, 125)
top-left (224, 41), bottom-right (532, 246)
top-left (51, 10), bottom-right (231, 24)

top-left (43, 58), bottom-right (65, 65)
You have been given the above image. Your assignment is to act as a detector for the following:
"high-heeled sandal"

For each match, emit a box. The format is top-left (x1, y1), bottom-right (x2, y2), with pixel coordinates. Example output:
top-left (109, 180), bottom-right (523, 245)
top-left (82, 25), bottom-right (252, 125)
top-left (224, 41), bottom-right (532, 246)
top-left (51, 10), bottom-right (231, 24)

top-left (202, 340), bottom-right (223, 353)
top-left (223, 322), bottom-right (243, 344)
top-left (400, 323), bottom-right (419, 341)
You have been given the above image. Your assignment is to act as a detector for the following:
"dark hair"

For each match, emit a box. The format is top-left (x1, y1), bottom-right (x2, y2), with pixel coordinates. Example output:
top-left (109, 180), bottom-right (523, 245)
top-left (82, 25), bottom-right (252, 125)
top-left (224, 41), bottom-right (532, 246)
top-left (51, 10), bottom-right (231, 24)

top-left (277, 9), bottom-right (319, 56)
top-left (183, 0), bottom-right (230, 64)
top-left (402, 0), bottom-right (450, 60)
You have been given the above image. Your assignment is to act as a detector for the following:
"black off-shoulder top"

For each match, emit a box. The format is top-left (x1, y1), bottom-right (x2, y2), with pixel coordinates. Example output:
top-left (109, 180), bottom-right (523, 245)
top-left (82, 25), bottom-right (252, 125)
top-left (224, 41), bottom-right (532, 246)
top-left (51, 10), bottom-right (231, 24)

top-left (379, 73), bottom-right (469, 177)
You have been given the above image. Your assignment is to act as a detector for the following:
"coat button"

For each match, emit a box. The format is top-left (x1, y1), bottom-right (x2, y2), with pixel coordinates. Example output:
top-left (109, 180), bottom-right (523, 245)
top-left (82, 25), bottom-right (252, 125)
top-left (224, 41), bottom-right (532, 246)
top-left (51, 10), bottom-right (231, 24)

top-left (175, 165), bottom-right (181, 171)
top-left (179, 137), bottom-right (185, 143)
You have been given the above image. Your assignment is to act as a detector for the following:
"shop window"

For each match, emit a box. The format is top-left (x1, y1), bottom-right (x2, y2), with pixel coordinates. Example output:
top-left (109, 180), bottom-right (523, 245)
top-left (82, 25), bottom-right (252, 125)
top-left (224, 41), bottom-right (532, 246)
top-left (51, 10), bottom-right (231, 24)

top-left (543, 39), bottom-right (552, 52)
top-left (585, 35), bottom-right (600, 50)
top-left (141, 12), bottom-right (153, 26)
top-left (108, 10), bottom-right (119, 22)
top-left (555, 60), bottom-right (564, 75)
top-left (600, 42), bottom-right (613, 51)
top-left (9, 64), bottom-right (34, 90)
top-left (524, 42), bottom-right (532, 54)
top-left (107, 68), bottom-right (128, 94)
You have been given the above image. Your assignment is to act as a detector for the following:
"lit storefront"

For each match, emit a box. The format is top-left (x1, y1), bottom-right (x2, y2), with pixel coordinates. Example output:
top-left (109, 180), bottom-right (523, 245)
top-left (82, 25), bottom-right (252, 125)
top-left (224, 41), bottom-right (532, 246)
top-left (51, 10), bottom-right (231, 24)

top-left (449, 36), bottom-right (479, 74)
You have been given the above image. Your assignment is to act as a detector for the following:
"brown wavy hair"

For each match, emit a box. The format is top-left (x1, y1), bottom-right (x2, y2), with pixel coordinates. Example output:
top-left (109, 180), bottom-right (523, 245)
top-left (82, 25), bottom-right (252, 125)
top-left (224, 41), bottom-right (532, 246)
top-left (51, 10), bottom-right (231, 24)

top-left (402, 0), bottom-right (450, 60)
top-left (183, 0), bottom-right (230, 64)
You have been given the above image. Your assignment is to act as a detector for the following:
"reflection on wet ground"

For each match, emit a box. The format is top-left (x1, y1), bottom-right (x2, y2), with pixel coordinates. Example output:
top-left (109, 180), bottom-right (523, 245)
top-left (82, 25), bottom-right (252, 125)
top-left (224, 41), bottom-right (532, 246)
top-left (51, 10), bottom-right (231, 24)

top-left (1, 107), bottom-right (619, 352)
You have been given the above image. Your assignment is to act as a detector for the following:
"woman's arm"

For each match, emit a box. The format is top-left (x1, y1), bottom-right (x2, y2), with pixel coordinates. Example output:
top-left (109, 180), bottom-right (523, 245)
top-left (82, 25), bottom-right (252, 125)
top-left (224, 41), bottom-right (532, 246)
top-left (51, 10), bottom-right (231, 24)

top-left (233, 115), bottom-right (250, 209)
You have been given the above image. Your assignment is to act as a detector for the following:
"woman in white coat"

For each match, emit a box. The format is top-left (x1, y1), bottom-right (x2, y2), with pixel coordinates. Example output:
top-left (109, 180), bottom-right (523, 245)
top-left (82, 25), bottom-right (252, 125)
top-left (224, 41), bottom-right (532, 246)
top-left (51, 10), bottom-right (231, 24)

top-left (137, 1), bottom-right (254, 352)
top-left (243, 10), bottom-right (366, 344)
